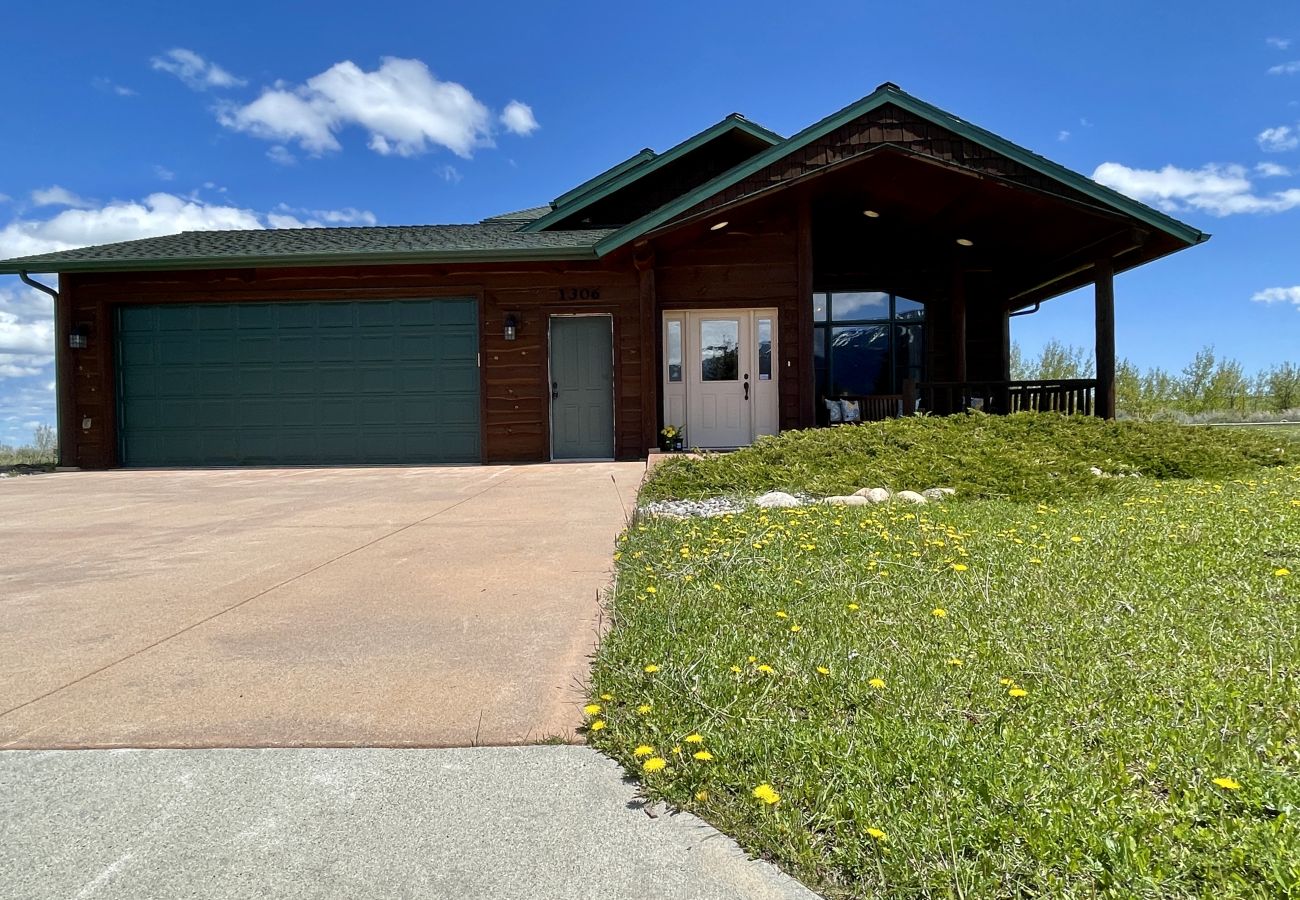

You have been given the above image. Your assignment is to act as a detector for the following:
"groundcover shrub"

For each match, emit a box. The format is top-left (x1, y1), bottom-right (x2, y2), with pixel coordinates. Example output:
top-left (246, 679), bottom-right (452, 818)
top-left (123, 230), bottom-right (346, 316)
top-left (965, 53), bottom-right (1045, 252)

top-left (591, 433), bottom-right (1299, 897)
top-left (641, 413), bottom-right (1291, 503)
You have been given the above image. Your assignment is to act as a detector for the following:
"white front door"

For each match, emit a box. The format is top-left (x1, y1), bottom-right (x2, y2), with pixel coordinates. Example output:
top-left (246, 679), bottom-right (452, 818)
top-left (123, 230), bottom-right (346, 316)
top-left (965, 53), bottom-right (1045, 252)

top-left (691, 315), bottom-right (750, 448)
top-left (663, 309), bottom-right (779, 450)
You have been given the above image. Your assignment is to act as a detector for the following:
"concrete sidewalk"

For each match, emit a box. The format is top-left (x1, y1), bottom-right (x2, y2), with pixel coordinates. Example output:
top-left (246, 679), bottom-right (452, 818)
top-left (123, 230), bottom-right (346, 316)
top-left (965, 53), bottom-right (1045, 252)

top-left (0, 745), bottom-right (820, 900)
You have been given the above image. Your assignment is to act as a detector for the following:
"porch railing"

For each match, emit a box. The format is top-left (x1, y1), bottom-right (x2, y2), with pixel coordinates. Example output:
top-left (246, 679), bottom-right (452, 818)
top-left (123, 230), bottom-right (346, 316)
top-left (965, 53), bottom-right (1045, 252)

top-left (912, 379), bottom-right (1097, 416)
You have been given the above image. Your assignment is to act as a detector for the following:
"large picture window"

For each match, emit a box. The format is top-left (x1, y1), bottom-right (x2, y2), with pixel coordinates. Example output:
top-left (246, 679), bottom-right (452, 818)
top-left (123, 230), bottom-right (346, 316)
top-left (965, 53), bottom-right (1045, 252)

top-left (813, 292), bottom-right (924, 408)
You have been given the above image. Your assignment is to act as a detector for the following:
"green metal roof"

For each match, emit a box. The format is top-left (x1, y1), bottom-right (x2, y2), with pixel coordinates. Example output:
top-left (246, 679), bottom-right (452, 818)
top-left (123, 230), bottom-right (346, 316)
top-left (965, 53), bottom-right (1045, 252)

top-left (592, 83), bottom-right (1210, 256)
top-left (0, 224), bottom-right (610, 275)
top-left (522, 114), bottom-right (784, 233)
top-left (550, 148), bottom-right (657, 208)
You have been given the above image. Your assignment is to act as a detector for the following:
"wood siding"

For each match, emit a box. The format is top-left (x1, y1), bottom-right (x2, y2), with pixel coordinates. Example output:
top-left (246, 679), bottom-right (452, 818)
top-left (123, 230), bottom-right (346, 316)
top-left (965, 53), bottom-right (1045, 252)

top-left (653, 213), bottom-right (803, 431)
top-left (63, 262), bottom-right (641, 468)
top-left (678, 102), bottom-right (1099, 221)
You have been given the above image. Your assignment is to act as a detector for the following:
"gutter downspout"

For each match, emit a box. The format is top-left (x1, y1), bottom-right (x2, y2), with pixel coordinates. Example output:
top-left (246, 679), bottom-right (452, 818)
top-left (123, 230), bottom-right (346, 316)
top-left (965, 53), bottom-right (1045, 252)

top-left (18, 272), bottom-right (64, 467)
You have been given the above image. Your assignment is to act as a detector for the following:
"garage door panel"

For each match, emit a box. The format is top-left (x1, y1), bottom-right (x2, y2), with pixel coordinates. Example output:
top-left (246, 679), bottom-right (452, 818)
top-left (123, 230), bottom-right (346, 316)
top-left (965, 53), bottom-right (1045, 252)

top-left (117, 299), bottom-right (480, 466)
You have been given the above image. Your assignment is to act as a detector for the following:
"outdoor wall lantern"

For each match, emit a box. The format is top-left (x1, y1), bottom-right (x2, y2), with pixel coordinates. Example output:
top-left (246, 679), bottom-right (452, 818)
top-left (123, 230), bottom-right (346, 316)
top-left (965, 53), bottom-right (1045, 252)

top-left (504, 313), bottom-right (518, 341)
top-left (68, 325), bottom-right (90, 349)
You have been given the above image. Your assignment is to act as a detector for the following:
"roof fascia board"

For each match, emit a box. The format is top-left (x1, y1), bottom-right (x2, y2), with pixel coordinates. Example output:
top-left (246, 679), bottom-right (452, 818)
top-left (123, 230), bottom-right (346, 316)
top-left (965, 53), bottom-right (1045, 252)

top-left (0, 245), bottom-right (601, 276)
top-left (523, 116), bottom-right (784, 233)
top-left (550, 149), bottom-right (657, 208)
top-left (594, 87), bottom-right (1207, 256)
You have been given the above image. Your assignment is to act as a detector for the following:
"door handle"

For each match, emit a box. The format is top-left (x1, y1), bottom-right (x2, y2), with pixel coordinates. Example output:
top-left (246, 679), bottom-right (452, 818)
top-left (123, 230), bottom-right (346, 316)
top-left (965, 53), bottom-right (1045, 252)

top-left (744, 377), bottom-right (750, 401)
top-left (552, 381), bottom-right (559, 400)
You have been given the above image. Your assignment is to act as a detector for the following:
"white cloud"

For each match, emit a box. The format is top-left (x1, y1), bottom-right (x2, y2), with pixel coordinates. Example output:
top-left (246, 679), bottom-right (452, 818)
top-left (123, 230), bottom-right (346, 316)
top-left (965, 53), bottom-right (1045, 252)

top-left (0, 284), bottom-right (54, 387)
top-left (266, 145), bottom-right (297, 166)
top-left (500, 101), bottom-right (539, 136)
top-left (218, 57), bottom-right (532, 159)
top-left (151, 48), bottom-right (245, 91)
top-left (31, 186), bottom-right (92, 209)
top-left (1257, 161), bottom-right (1292, 177)
top-left (437, 164), bottom-right (462, 184)
top-left (0, 194), bottom-right (11, 204)
top-left (1258, 125), bottom-right (1299, 152)
top-left (268, 203), bottom-right (377, 228)
top-left (1252, 285), bottom-right (1300, 309)
top-left (153, 165), bottom-right (176, 182)
top-left (1269, 60), bottom-right (1300, 75)
top-left (92, 77), bottom-right (137, 97)
top-left (1267, 37), bottom-right (1292, 50)
top-left (1093, 161), bottom-right (1300, 216)
top-left (1057, 130), bottom-right (1071, 142)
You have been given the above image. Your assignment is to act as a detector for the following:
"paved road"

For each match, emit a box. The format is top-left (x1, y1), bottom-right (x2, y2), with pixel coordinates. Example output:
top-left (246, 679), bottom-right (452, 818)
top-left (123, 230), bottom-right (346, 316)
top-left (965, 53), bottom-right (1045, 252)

top-left (0, 745), bottom-right (819, 899)
top-left (0, 464), bottom-right (642, 749)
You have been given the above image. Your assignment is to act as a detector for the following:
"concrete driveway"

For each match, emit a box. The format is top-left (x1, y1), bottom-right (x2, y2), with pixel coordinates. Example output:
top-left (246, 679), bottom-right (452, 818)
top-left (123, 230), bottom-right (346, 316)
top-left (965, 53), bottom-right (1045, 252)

top-left (0, 464), bottom-right (642, 749)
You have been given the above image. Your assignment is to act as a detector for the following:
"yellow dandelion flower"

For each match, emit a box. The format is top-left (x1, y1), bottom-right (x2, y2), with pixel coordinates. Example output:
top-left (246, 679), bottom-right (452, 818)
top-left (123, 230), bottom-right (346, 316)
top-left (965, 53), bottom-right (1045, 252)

top-left (671, 745), bottom-right (682, 755)
top-left (693, 750), bottom-right (714, 761)
top-left (1008, 687), bottom-right (1028, 697)
top-left (947, 658), bottom-right (964, 667)
top-left (599, 693), bottom-right (614, 701)
top-left (636, 703), bottom-right (652, 714)
top-left (684, 734), bottom-right (704, 744)
top-left (1212, 776), bottom-right (1241, 790)
top-left (869, 677), bottom-right (886, 689)
top-left (1276, 568), bottom-right (1292, 577)
top-left (729, 665), bottom-right (742, 674)
top-left (695, 790), bottom-right (709, 802)
top-left (775, 610), bottom-right (789, 619)
top-left (790, 624), bottom-right (802, 633)
top-left (583, 704), bottom-right (602, 716)
top-left (1029, 558), bottom-right (1043, 565)
top-left (1070, 535), bottom-right (1083, 543)
top-left (747, 655), bottom-right (758, 663)
top-left (643, 664), bottom-right (660, 673)
top-left (589, 720), bottom-right (606, 731)
top-left (932, 608), bottom-right (947, 618)
top-left (642, 757), bottom-right (667, 772)
top-left (633, 745), bottom-right (655, 757)
top-left (999, 677), bottom-right (1013, 685)
top-left (752, 783), bottom-right (781, 805)
top-left (645, 585), bottom-right (657, 593)
top-left (816, 666), bottom-right (831, 675)
top-left (757, 664), bottom-right (775, 674)
top-left (952, 563), bottom-right (968, 572)
top-left (847, 603), bottom-right (860, 611)
top-left (712, 583), bottom-right (723, 590)
top-left (866, 827), bottom-right (887, 841)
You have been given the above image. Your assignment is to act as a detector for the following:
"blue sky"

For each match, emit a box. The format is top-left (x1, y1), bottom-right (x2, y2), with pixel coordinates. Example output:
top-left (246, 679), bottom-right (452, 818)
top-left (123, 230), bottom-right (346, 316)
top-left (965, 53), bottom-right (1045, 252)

top-left (1, 0), bottom-right (1298, 445)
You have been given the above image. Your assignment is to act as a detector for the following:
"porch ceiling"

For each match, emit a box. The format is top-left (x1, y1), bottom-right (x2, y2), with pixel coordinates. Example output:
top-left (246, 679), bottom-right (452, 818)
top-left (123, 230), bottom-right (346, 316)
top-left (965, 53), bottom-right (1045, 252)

top-left (650, 146), bottom-right (1197, 309)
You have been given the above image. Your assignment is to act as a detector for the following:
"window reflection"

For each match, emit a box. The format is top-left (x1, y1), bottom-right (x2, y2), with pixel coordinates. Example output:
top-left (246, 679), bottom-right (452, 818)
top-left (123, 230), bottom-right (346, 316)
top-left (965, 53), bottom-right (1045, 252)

top-left (830, 326), bottom-right (890, 395)
top-left (757, 318), bottom-right (772, 380)
top-left (666, 320), bottom-right (682, 383)
top-left (831, 291), bottom-right (889, 320)
top-left (813, 292), bottom-right (925, 414)
top-left (700, 319), bottom-right (739, 382)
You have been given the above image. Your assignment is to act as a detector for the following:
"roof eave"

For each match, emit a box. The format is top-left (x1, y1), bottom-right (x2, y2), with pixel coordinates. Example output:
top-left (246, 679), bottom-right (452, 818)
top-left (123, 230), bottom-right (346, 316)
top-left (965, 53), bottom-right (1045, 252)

top-left (0, 245), bottom-right (601, 276)
top-left (593, 85), bottom-right (1209, 256)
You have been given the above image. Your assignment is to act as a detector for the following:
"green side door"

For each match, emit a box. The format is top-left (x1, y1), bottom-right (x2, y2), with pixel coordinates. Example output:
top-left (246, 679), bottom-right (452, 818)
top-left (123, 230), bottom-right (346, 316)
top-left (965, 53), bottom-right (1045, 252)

top-left (116, 299), bottom-right (480, 466)
top-left (549, 315), bottom-right (615, 459)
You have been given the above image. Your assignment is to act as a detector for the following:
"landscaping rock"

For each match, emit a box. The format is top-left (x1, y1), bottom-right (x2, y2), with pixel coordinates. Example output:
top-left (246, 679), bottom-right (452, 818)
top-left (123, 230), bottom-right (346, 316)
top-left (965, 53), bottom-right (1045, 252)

top-left (895, 490), bottom-right (928, 504)
top-left (921, 487), bottom-right (956, 501)
top-left (754, 490), bottom-right (802, 509)
top-left (823, 495), bottom-right (869, 506)
top-left (640, 498), bottom-right (747, 519)
top-left (853, 487), bottom-right (892, 504)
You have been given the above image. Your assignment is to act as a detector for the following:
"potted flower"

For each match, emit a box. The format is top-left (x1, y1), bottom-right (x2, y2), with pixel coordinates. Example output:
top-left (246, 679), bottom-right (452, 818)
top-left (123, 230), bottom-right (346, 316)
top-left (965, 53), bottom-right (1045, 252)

top-left (660, 425), bottom-right (685, 452)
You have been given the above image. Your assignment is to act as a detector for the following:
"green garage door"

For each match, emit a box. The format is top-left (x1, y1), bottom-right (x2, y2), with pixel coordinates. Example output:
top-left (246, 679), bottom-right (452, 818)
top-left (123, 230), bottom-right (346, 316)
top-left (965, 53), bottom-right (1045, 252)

top-left (116, 299), bottom-right (480, 466)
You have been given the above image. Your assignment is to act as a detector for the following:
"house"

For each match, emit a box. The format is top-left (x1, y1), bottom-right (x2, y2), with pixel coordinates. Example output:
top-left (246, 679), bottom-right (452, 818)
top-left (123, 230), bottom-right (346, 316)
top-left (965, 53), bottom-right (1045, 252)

top-left (0, 83), bottom-right (1208, 469)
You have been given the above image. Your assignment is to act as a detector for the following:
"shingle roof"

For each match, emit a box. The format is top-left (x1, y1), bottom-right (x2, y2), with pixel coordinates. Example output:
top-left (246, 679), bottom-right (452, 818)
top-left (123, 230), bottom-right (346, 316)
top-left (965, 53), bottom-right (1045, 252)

top-left (0, 224), bottom-right (612, 274)
top-left (478, 205), bottom-right (553, 225)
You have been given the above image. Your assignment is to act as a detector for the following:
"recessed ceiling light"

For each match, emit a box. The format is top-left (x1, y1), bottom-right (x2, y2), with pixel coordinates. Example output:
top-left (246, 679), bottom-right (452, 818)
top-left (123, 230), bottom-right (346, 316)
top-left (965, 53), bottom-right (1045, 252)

top-left (863, 209), bottom-right (880, 218)
top-left (709, 220), bottom-right (729, 231)
top-left (956, 238), bottom-right (974, 246)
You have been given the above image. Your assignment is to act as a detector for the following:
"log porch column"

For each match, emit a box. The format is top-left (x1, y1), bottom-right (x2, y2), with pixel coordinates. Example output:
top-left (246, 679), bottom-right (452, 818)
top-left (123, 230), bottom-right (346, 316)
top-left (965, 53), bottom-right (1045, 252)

top-left (950, 269), bottom-right (967, 384)
top-left (796, 197), bottom-right (815, 428)
top-left (634, 247), bottom-right (659, 454)
top-left (1094, 256), bottom-right (1116, 419)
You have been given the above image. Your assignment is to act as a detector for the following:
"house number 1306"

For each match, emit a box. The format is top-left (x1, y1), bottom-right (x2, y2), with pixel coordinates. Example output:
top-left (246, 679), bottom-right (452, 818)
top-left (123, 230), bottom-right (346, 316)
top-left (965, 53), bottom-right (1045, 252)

top-left (557, 288), bottom-right (601, 300)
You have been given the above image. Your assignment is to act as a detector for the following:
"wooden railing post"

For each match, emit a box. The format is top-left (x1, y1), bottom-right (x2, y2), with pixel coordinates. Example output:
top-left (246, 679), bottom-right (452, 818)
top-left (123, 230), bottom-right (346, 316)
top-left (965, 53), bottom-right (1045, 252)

top-left (1095, 257), bottom-right (1116, 419)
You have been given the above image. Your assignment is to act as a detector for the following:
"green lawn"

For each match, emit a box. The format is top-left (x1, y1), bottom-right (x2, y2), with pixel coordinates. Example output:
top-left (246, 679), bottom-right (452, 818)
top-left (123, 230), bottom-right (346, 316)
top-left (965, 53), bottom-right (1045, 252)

top-left (588, 423), bottom-right (1299, 898)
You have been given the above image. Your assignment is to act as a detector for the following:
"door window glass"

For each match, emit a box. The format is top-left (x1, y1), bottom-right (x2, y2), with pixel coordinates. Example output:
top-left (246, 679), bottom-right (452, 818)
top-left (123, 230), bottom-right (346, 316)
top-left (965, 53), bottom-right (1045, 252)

top-left (700, 319), bottom-right (739, 381)
top-left (757, 318), bottom-right (772, 380)
top-left (666, 320), bottom-right (683, 382)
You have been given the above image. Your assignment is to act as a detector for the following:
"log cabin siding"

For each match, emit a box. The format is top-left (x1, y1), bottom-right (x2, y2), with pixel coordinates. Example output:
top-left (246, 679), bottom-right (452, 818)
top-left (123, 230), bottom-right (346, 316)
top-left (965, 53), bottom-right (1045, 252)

top-left (63, 261), bottom-right (642, 468)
